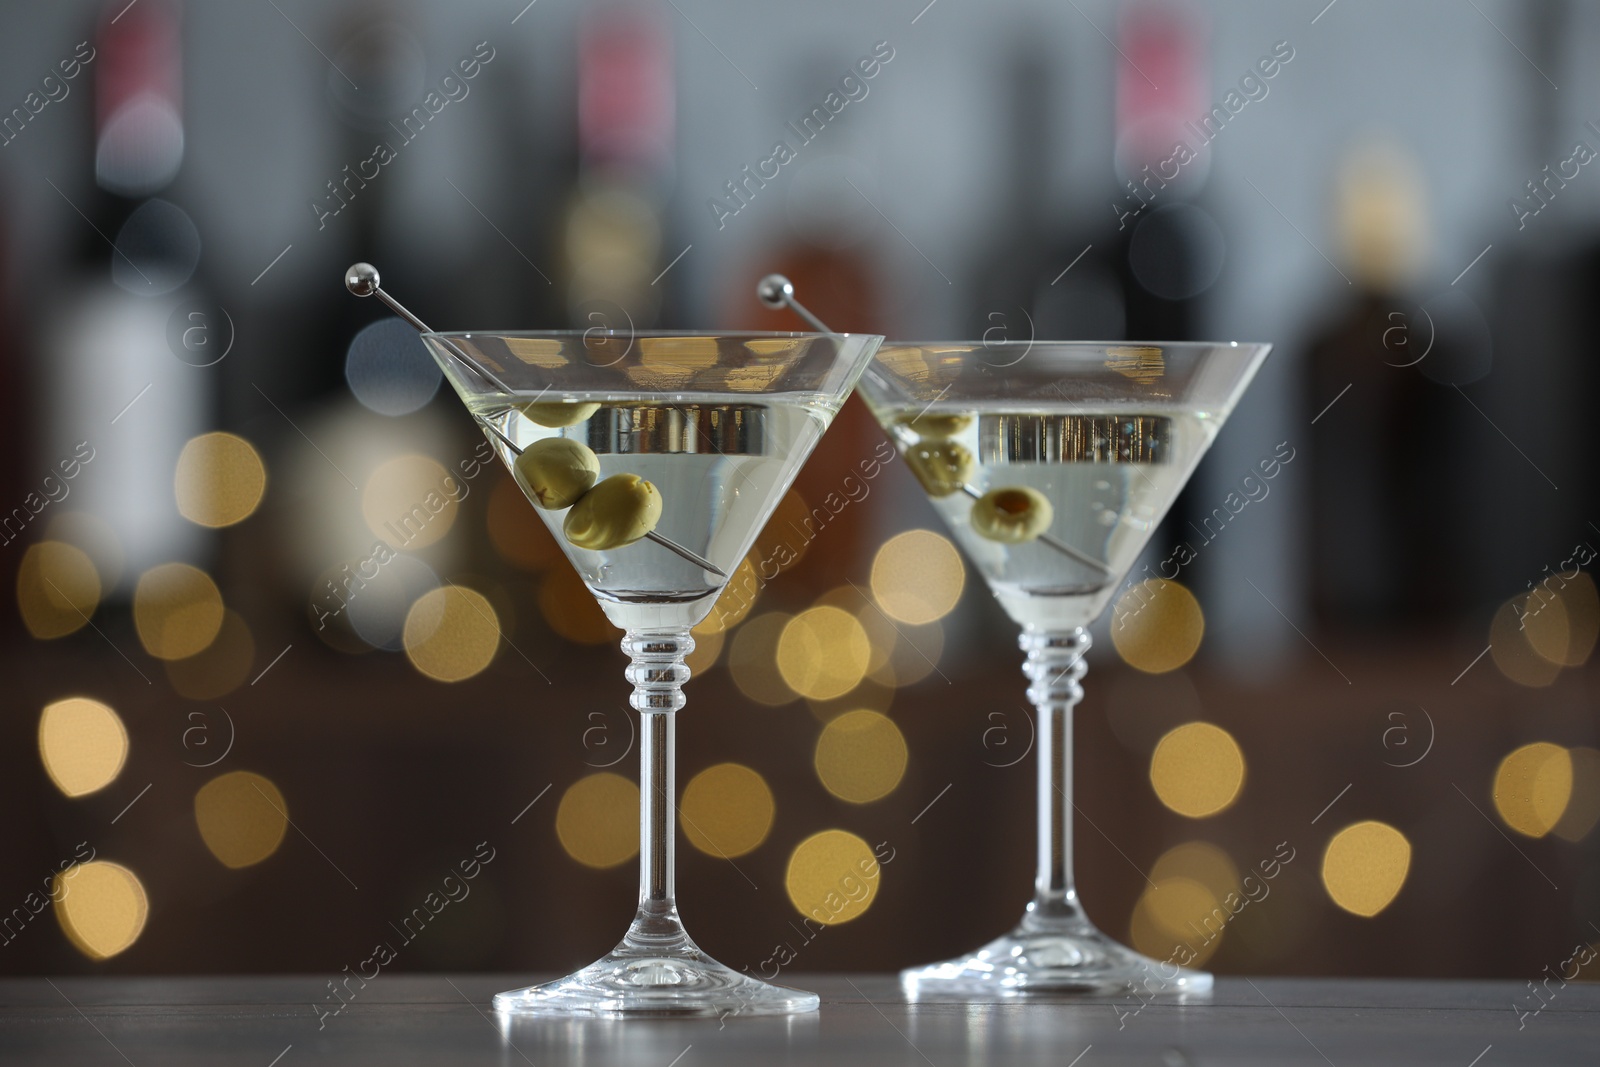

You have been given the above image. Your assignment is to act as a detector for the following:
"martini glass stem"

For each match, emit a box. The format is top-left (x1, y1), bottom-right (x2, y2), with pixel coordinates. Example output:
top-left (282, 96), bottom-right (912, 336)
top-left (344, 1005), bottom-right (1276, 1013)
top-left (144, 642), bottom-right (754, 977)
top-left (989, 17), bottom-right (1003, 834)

top-left (1022, 626), bottom-right (1090, 922)
top-left (623, 629), bottom-right (692, 944)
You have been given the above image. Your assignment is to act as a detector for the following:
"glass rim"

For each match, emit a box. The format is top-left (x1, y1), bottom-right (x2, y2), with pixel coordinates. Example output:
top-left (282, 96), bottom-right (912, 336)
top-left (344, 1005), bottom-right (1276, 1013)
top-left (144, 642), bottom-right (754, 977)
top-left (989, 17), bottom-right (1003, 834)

top-left (878, 339), bottom-right (1271, 350)
top-left (420, 329), bottom-right (884, 342)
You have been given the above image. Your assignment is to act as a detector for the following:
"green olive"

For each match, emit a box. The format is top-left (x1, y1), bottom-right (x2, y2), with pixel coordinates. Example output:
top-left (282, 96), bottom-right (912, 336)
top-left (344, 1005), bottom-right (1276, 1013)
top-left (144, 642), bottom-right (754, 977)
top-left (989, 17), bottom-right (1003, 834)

top-left (971, 486), bottom-right (1054, 544)
top-left (904, 441), bottom-right (975, 498)
top-left (563, 473), bottom-right (663, 551)
top-left (513, 438), bottom-right (600, 510)
top-left (898, 412), bottom-right (973, 439)
top-left (519, 401), bottom-right (601, 428)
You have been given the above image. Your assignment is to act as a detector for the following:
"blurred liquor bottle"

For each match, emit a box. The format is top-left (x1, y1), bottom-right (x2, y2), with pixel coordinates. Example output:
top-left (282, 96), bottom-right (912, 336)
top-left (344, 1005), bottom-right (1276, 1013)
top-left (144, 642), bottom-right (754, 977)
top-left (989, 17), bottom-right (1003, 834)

top-left (41, 0), bottom-right (208, 597)
top-left (0, 175), bottom-right (22, 640)
top-left (1022, 3), bottom-right (1224, 590)
top-left (720, 54), bottom-right (887, 584)
top-left (1025, 2), bottom-right (1219, 344)
top-left (561, 0), bottom-right (673, 329)
top-left (1306, 144), bottom-right (1452, 625)
top-left (1471, 0), bottom-right (1591, 606)
top-left (966, 38), bottom-right (1056, 341)
top-left (270, 6), bottom-right (479, 645)
top-left (1105, 1), bottom-right (1219, 340)
top-left (289, 3), bottom-right (413, 402)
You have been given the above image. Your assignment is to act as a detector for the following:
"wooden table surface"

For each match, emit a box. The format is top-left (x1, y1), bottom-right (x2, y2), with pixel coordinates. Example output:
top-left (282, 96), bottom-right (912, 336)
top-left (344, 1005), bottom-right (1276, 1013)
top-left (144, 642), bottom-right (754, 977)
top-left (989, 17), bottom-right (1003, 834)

top-left (2, 975), bottom-right (1593, 1065)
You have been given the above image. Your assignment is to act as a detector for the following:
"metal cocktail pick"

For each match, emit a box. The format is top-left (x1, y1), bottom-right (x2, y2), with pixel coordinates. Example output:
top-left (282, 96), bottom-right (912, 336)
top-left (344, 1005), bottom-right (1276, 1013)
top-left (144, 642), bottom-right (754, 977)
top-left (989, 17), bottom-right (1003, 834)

top-left (756, 273), bottom-right (833, 334)
top-left (757, 273), bottom-right (1112, 578)
top-left (345, 262), bottom-right (726, 579)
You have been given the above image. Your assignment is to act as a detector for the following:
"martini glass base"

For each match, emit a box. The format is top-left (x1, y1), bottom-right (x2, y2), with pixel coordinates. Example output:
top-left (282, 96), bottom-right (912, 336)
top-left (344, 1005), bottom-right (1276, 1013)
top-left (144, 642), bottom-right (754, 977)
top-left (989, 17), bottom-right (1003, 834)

top-left (493, 913), bottom-right (818, 1017)
top-left (901, 905), bottom-right (1212, 1000)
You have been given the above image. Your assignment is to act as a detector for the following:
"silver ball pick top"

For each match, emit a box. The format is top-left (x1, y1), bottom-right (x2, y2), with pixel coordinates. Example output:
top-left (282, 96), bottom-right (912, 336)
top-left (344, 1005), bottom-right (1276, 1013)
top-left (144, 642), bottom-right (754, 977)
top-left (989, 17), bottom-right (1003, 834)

top-left (755, 273), bottom-right (834, 335)
top-left (341, 263), bottom-right (727, 580)
top-left (344, 261), bottom-right (379, 297)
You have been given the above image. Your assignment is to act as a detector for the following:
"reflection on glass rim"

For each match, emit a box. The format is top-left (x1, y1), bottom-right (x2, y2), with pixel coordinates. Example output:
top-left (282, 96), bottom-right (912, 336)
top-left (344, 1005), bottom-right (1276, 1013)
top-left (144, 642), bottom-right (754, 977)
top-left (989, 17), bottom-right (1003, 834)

top-left (423, 329), bottom-right (880, 340)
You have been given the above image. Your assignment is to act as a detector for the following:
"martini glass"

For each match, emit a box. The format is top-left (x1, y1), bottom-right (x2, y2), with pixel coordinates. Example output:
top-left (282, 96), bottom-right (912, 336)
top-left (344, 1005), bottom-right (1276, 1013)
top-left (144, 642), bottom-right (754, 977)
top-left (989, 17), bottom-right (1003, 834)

top-left (420, 327), bottom-right (883, 1015)
top-left (857, 340), bottom-right (1270, 998)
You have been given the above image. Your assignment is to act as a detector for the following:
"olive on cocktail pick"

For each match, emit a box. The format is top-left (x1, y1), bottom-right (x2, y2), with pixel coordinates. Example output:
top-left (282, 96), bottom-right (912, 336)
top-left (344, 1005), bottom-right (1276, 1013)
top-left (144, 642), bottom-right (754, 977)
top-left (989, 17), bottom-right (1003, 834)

top-left (519, 401), bottom-right (601, 428)
top-left (898, 412), bottom-right (974, 439)
top-left (342, 261), bottom-right (726, 577)
top-left (904, 441), bottom-right (977, 498)
top-left (514, 438), bottom-right (600, 510)
top-left (971, 486), bottom-right (1055, 544)
top-left (564, 474), bottom-right (664, 551)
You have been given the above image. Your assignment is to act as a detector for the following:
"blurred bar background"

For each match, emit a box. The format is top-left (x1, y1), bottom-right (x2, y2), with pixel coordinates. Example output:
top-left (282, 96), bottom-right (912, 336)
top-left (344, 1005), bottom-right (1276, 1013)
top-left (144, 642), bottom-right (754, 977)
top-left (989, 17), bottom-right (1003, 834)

top-left (1, 0), bottom-right (1597, 982)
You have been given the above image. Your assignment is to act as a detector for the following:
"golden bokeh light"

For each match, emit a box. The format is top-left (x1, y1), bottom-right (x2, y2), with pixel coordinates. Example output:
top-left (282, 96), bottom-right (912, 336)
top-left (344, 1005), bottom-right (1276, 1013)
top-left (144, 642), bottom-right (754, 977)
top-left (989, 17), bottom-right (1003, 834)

top-left (164, 609), bottom-right (255, 700)
top-left (539, 566), bottom-right (620, 645)
top-left (133, 562), bottom-right (224, 660)
top-left (813, 710), bottom-right (909, 804)
top-left (1149, 722), bottom-right (1245, 818)
top-left (694, 558), bottom-right (760, 635)
top-left (174, 432), bottom-right (267, 528)
top-left (777, 606), bottom-right (872, 701)
top-left (785, 829), bottom-right (881, 925)
top-left (1150, 840), bottom-right (1242, 902)
top-left (487, 474), bottom-right (562, 571)
top-left (556, 773), bottom-right (639, 869)
top-left (1489, 598), bottom-right (1560, 688)
top-left (729, 612), bottom-right (798, 706)
top-left (684, 626), bottom-right (725, 675)
top-left (1493, 742), bottom-right (1573, 838)
top-left (17, 541), bottom-right (101, 639)
top-left (680, 763), bottom-right (775, 858)
top-left (195, 771), bottom-right (290, 869)
top-left (38, 697), bottom-right (128, 798)
top-left (1525, 572), bottom-right (1598, 668)
top-left (363, 454), bottom-right (458, 550)
top-left (1554, 747), bottom-right (1600, 843)
top-left (403, 585), bottom-right (501, 682)
top-left (869, 529), bottom-right (965, 625)
top-left (1111, 579), bottom-right (1205, 673)
top-left (54, 861), bottom-right (148, 960)
top-left (1129, 876), bottom-right (1224, 967)
top-left (1321, 820), bottom-right (1410, 917)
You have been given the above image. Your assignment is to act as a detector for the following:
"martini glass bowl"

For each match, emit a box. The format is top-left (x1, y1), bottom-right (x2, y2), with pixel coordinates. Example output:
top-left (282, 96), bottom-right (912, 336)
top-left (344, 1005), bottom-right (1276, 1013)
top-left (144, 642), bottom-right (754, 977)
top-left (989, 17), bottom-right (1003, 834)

top-left (857, 340), bottom-right (1270, 999)
top-left (420, 328), bottom-right (882, 1016)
